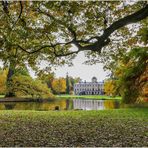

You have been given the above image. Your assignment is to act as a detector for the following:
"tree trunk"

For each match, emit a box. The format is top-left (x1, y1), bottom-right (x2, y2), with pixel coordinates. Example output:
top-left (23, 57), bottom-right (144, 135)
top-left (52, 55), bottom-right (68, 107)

top-left (5, 60), bottom-right (16, 97)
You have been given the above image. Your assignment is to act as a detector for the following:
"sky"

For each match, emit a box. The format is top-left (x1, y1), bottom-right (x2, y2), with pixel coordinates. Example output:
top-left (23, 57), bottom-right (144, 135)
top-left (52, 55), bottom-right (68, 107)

top-left (53, 52), bottom-right (109, 82)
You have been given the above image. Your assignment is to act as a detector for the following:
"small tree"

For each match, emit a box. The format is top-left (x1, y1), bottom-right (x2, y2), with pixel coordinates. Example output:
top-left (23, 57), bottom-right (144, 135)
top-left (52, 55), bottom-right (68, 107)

top-left (52, 78), bottom-right (66, 95)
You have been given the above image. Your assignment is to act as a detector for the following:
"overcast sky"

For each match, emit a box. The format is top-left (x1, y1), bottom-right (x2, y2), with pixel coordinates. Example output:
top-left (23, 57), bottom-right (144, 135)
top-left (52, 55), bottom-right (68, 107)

top-left (53, 52), bottom-right (109, 82)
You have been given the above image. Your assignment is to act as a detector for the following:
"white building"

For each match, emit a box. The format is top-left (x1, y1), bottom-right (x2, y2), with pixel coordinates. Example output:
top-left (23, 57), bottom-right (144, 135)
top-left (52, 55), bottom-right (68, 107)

top-left (74, 77), bottom-right (104, 95)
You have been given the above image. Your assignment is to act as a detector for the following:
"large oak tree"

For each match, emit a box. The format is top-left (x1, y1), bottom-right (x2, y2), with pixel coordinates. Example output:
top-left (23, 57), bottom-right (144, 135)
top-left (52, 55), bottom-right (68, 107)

top-left (0, 1), bottom-right (147, 97)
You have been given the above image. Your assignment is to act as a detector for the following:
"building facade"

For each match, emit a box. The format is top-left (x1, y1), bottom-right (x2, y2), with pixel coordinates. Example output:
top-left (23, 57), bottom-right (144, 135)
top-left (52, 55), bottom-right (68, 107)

top-left (74, 77), bottom-right (104, 95)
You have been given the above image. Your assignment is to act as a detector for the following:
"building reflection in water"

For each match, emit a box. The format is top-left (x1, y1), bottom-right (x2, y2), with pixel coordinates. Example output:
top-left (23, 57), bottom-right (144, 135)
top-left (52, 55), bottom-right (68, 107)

top-left (73, 99), bottom-right (119, 110)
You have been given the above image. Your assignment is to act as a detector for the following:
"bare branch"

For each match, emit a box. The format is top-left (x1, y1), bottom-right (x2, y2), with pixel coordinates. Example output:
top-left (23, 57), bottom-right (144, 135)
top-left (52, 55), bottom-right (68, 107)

top-left (12, 1), bottom-right (23, 29)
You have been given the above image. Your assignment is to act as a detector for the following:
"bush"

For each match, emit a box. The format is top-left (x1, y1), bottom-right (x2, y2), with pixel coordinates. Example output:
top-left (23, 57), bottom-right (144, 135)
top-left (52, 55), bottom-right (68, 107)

top-left (9, 74), bottom-right (54, 99)
top-left (0, 69), bottom-right (7, 95)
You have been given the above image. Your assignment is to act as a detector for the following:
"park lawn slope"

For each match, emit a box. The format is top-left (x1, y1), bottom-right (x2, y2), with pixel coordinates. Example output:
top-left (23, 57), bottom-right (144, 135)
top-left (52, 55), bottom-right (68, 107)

top-left (56, 94), bottom-right (121, 100)
top-left (0, 108), bottom-right (147, 147)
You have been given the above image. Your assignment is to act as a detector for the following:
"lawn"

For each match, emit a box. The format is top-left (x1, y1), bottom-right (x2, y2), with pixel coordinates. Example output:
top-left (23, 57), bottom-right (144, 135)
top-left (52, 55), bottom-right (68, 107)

top-left (0, 108), bottom-right (147, 147)
top-left (56, 94), bottom-right (121, 100)
top-left (0, 95), bottom-right (4, 98)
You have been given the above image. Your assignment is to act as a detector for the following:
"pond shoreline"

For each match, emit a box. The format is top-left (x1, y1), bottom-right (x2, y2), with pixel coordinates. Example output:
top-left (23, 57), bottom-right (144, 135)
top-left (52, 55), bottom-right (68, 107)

top-left (0, 97), bottom-right (54, 103)
top-left (56, 95), bottom-right (121, 100)
top-left (0, 95), bottom-right (121, 103)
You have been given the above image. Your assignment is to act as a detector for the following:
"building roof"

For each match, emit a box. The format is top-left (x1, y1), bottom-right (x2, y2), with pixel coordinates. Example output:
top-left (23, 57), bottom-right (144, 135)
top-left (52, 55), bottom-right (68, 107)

top-left (74, 81), bottom-right (103, 85)
top-left (92, 76), bottom-right (97, 79)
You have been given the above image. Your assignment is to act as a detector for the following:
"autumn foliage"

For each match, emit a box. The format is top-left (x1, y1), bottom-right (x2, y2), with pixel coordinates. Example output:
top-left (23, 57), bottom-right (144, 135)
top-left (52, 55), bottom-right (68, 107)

top-left (0, 69), bottom-right (7, 95)
top-left (52, 78), bottom-right (66, 94)
top-left (104, 80), bottom-right (116, 96)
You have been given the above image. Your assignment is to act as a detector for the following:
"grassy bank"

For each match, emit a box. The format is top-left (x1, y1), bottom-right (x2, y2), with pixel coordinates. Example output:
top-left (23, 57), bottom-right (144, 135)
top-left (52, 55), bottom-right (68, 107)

top-left (0, 108), bottom-right (147, 147)
top-left (56, 94), bottom-right (121, 100)
top-left (0, 95), bottom-right (4, 98)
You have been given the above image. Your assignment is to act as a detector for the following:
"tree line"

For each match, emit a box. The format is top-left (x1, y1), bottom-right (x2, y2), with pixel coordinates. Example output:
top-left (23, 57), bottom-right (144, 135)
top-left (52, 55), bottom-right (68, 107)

top-left (0, 67), bottom-right (80, 98)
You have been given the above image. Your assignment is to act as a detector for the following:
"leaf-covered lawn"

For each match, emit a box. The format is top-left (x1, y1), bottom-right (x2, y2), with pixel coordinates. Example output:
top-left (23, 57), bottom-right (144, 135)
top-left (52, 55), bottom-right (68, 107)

top-left (0, 108), bottom-right (147, 147)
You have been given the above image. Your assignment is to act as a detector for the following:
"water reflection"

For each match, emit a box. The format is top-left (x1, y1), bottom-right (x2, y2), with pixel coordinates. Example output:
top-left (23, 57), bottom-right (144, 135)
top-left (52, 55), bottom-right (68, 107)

top-left (0, 99), bottom-right (120, 111)
top-left (73, 99), bottom-right (119, 110)
top-left (0, 100), bottom-right (68, 111)
top-left (4, 103), bottom-right (16, 110)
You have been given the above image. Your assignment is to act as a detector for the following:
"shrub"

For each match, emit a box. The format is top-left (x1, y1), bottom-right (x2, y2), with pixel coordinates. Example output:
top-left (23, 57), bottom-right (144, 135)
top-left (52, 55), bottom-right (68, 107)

top-left (9, 74), bottom-right (54, 99)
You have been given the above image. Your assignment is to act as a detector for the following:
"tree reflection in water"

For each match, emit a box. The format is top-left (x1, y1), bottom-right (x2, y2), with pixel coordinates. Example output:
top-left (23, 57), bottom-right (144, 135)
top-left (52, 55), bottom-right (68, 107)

top-left (0, 99), bottom-right (120, 111)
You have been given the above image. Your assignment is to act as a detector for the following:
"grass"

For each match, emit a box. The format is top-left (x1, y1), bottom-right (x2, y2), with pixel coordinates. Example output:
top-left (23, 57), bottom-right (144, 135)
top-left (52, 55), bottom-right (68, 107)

top-left (0, 94), bottom-right (121, 100)
top-left (0, 95), bottom-right (5, 98)
top-left (56, 94), bottom-right (121, 100)
top-left (0, 108), bottom-right (147, 147)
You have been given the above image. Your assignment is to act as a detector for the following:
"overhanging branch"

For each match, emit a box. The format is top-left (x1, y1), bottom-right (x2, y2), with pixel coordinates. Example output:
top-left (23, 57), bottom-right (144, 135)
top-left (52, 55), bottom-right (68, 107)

top-left (10, 4), bottom-right (148, 57)
top-left (12, 1), bottom-right (23, 29)
top-left (76, 4), bottom-right (148, 52)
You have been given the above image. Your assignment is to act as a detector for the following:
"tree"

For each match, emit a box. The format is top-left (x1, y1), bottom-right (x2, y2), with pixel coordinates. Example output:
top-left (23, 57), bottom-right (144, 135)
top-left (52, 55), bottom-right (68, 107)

top-left (9, 73), bottom-right (54, 99)
top-left (66, 73), bottom-right (70, 94)
top-left (69, 76), bottom-right (81, 94)
top-left (52, 78), bottom-right (66, 94)
top-left (104, 80), bottom-right (116, 96)
top-left (0, 1), bottom-right (147, 97)
top-left (37, 70), bottom-right (55, 88)
top-left (101, 17), bottom-right (148, 104)
top-left (0, 68), bottom-right (7, 95)
top-left (5, 65), bottom-right (30, 97)
top-left (8, 2), bottom-right (147, 55)
top-left (1, 1), bottom-right (147, 58)
top-left (0, 65), bottom-right (54, 98)
top-left (109, 47), bottom-right (148, 103)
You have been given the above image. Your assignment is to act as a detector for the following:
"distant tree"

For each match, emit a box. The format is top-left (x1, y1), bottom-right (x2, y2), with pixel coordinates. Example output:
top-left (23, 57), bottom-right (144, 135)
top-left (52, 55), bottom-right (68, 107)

top-left (69, 77), bottom-right (74, 94)
top-left (52, 78), bottom-right (66, 95)
top-left (68, 76), bottom-right (81, 93)
top-left (104, 80), bottom-right (116, 96)
top-left (37, 70), bottom-right (55, 88)
top-left (66, 73), bottom-right (70, 94)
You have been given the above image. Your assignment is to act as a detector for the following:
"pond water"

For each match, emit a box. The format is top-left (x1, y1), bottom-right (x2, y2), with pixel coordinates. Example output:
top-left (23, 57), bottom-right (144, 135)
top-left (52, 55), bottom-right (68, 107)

top-left (0, 99), bottom-right (120, 111)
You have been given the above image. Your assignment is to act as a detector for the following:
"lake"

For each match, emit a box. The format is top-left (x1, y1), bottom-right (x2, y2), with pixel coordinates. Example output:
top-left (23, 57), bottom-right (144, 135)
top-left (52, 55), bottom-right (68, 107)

top-left (0, 99), bottom-right (120, 111)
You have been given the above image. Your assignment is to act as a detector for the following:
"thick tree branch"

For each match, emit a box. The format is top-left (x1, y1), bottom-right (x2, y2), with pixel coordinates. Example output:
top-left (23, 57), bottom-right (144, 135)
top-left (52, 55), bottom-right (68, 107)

top-left (12, 40), bottom-right (76, 55)
top-left (12, 1), bottom-right (23, 28)
top-left (53, 50), bottom-right (79, 57)
top-left (38, 4), bottom-right (148, 55)
top-left (77, 4), bottom-right (148, 52)
top-left (103, 4), bottom-right (148, 41)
